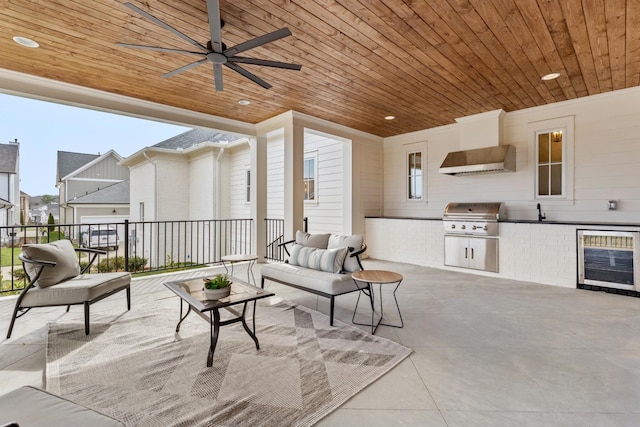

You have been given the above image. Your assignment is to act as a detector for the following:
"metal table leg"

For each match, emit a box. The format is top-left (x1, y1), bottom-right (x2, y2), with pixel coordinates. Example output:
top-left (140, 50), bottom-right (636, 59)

top-left (351, 279), bottom-right (404, 334)
top-left (207, 309), bottom-right (221, 367)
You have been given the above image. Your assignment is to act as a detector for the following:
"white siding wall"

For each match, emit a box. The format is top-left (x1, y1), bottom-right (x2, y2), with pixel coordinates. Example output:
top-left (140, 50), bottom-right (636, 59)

top-left (266, 131), bottom-right (285, 219)
top-left (188, 151), bottom-right (216, 220)
top-left (129, 162), bottom-right (156, 221)
top-left (228, 145), bottom-right (251, 219)
top-left (382, 87), bottom-right (640, 222)
top-left (156, 156), bottom-right (190, 221)
top-left (304, 132), bottom-right (343, 234)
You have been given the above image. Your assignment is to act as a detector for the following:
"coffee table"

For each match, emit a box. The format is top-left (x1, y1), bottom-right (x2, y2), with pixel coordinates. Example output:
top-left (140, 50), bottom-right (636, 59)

top-left (351, 270), bottom-right (404, 334)
top-left (221, 254), bottom-right (258, 286)
top-left (164, 277), bottom-right (274, 367)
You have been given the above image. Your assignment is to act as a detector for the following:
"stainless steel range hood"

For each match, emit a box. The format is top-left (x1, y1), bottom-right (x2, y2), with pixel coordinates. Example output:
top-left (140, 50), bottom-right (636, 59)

top-left (439, 145), bottom-right (516, 176)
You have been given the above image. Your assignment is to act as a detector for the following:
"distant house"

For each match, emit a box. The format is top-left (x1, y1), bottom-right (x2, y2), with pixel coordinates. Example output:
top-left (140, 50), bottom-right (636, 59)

top-left (0, 141), bottom-right (19, 237)
top-left (57, 150), bottom-right (130, 226)
top-left (120, 128), bottom-right (247, 222)
top-left (28, 202), bottom-right (59, 225)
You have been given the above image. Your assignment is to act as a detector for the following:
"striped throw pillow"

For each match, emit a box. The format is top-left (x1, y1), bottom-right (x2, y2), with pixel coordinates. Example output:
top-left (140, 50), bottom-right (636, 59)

top-left (288, 243), bottom-right (349, 273)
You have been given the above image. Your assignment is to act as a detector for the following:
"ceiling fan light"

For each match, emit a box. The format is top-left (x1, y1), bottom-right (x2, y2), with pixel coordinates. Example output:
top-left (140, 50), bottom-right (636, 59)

top-left (385, 115), bottom-right (396, 120)
top-left (13, 36), bottom-right (39, 48)
top-left (238, 99), bottom-right (251, 105)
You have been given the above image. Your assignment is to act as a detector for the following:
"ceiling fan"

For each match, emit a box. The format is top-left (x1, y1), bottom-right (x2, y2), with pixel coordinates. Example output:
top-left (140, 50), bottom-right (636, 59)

top-left (117, 1), bottom-right (302, 90)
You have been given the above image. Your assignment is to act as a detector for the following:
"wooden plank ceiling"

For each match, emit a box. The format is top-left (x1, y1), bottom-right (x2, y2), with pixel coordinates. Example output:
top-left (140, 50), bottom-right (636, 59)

top-left (1, 0), bottom-right (638, 137)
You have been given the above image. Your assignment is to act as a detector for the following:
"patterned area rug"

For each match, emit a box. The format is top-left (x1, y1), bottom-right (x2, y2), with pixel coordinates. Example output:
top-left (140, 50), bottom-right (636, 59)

top-left (46, 297), bottom-right (411, 426)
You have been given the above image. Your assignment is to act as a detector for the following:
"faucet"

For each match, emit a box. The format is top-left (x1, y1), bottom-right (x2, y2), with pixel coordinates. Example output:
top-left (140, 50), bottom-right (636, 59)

top-left (537, 203), bottom-right (546, 221)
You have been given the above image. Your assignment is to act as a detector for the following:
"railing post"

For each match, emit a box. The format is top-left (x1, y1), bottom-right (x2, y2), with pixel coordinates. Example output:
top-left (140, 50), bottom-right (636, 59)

top-left (124, 219), bottom-right (129, 272)
top-left (303, 217), bottom-right (308, 232)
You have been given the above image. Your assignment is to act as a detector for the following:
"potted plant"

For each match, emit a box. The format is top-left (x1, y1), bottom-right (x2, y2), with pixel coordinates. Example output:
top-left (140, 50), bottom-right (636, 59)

top-left (202, 274), bottom-right (232, 300)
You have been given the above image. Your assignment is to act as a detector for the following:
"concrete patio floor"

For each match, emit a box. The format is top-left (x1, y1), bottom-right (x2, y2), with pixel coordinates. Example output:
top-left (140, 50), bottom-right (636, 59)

top-left (1, 259), bottom-right (640, 426)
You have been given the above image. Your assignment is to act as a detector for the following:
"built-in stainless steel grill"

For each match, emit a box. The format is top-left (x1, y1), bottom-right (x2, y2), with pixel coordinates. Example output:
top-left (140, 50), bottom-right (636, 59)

top-left (443, 202), bottom-right (505, 273)
top-left (442, 202), bottom-right (506, 236)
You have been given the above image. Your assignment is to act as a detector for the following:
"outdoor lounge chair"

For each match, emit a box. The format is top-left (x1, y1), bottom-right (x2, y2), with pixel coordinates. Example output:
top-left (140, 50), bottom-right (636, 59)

top-left (6, 239), bottom-right (131, 338)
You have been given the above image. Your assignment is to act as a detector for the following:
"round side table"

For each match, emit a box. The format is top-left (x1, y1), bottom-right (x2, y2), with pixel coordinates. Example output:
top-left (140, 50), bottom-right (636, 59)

top-left (351, 270), bottom-right (404, 334)
top-left (221, 254), bottom-right (258, 286)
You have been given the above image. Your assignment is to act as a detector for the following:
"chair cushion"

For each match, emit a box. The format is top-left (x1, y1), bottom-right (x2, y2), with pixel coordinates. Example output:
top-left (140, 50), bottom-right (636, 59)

top-left (288, 244), bottom-right (348, 273)
top-left (327, 234), bottom-right (364, 272)
top-left (0, 386), bottom-right (125, 427)
top-left (21, 240), bottom-right (81, 288)
top-left (21, 272), bottom-right (131, 307)
top-left (295, 230), bottom-right (330, 249)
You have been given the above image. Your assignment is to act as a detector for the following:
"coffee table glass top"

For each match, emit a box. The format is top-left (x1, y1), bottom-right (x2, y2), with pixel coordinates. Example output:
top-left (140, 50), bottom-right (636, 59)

top-left (164, 278), bottom-right (274, 312)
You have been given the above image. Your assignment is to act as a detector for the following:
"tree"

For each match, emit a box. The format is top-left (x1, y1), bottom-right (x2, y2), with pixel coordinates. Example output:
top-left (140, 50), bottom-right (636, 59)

top-left (41, 194), bottom-right (56, 204)
top-left (47, 213), bottom-right (55, 232)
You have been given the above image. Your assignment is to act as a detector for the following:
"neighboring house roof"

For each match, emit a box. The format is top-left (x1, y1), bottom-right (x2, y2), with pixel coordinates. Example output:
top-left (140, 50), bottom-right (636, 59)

top-left (68, 180), bottom-right (130, 204)
top-left (57, 151), bottom-right (100, 181)
top-left (0, 143), bottom-right (19, 173)
top-left (153, 128), bottom-right (240, 150)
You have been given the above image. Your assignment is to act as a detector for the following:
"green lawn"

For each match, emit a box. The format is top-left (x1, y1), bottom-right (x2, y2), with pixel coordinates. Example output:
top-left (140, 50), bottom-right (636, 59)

top-left (1, 247), bottom-right (21, 266)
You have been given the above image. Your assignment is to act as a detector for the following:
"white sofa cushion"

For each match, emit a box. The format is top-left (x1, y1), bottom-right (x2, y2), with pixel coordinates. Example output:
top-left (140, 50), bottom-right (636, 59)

top-left (261, 263), bottom-right (359, 295)
top-left (21, 240), bottom-right (81, 288)
top-left (327, 234), bottom-right (364, 272)
top-left (295, 230), bottom-right (330, 249)
top-left (288, 244), bottom-right (348, 273)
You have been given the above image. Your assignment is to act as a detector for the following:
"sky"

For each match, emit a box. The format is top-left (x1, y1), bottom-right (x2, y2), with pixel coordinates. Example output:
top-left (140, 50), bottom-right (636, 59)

top-left (0, 93), bottom-right (191, 196)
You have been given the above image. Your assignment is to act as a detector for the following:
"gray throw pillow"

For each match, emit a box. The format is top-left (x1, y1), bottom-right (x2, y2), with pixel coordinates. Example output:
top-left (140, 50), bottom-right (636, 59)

top-left (21, 240), bottom-right (81, 288)
top-left (327, 234), bottom-right (364, 272)
top-left (295, 230), bottom-right (330, 249)
top-left (288, 243), bottom-right (348, 274)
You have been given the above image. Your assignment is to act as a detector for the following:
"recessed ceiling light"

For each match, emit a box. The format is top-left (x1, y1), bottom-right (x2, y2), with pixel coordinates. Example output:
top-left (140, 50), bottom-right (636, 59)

top-left (13, 36), bottom-right (39, 48)
top-left (238, 99), bottom-right (251, 106)
top-left (541, 72), bottom-right (560, 81)
top-left (384, 115), bottom-right (396, 120)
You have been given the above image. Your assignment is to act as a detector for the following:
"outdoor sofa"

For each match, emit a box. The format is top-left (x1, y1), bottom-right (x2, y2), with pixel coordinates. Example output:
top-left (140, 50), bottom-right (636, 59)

top-left (260, 230), bottom-right (366, 325)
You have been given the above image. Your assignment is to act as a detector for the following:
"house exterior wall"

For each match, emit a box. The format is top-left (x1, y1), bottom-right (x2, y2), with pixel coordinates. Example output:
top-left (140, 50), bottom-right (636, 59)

top-left (155, 156), bottom-right (190, 221)
top-left (303, 132), bottom-right (344, 234)
top-left (381, 86), bottom-right (640, 222)
top-left (227, 145), bottom-right (251, 219)
top-left (188, 151), bottom-right (216, 220)
top-left (129, 162), bottom-right (155, 221)
top-left (75, 155), bottom-right (128, 180)
top-left (266, 130), bottom-right (285, 220)
top-left (64, 155), bottom-right (129, 202)
top-left (366, 86), bottom-right (640, 288)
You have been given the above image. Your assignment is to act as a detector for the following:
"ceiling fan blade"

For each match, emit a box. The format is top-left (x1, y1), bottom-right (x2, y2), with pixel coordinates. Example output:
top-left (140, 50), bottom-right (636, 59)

top-left (206, 0), bottom-right (223, 53)
top-left (116, 43), bottom-right (203, 56)
top-left (124, 2), bottom-right (209, 53)
top-left (224, 62), bottom-right (272, 89)
top-left (162, 58), bottom-right (210, 78)
top-left (228, 57), bottom-right (301, 70)
top-left (223, 28), bottom-right (292, 57)
top-left (213, 63), bottom-right (224, 91)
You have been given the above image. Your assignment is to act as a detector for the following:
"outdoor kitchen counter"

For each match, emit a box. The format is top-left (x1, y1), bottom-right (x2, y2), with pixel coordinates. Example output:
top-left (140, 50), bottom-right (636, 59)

top-left (365, 216), bottom-right (639, 289)
top-left (365, 216), bottom-right (639, 227)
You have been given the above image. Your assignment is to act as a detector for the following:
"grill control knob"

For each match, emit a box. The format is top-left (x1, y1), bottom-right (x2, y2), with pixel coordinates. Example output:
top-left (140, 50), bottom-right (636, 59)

top-left (451, 224), bottom-right (456, 229)
top-left (472, 225), bottom-right (477, 230)
top-left (483, 225), bottom-right (488, 231)
top-left (461, 225), bottom-right (466, 230)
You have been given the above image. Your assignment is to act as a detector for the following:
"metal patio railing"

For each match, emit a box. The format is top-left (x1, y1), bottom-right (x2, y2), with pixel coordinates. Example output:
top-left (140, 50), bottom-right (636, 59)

top-left (0, 219), bottom-right (252, 295)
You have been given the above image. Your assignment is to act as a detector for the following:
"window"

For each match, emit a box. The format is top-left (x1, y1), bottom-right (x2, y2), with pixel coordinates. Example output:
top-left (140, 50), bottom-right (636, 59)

top-left (536, 129), bottom-right (564, 197)
top-left (303, 154), bottom-right (316, 201)
top-left (407, 151), bottom-right (423, 200)
top-left (529, 115), bottom-right (574, 202)
top-left (245, 169), bottom-right (251, 203)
